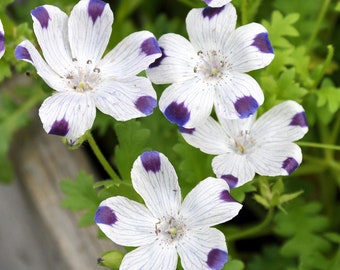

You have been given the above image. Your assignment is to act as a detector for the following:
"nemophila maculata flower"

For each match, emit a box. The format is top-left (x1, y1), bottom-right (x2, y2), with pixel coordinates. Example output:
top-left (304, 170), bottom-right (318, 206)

top-left (147, 3), bottom-right (274, 128)
top-left (15, 0), bottom-right (161, 144)
top-left (0, 19), bottom-right (5, 58)
top-left (95, 151), bottom-right (242, 270)
top-left (203, 0), bottom-right (232, 8)
top-left (180, 101), bottom-right (308, 188)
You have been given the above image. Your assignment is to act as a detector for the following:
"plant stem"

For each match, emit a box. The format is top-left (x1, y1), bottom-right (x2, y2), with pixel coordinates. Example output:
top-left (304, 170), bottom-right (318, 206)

top-left (241, 0), bottom-right (248, 25)
top-left (227, 208), bottom-right (274, 241)
top-left (297, 141), bottom-right (340, 151)
top-left (87, 132), bottom-right (121, 181)
top-left (306, 0), bottom-right (330, 51)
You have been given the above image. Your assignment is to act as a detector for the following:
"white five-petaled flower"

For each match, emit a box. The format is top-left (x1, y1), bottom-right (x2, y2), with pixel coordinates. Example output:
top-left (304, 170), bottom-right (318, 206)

top-left (180, 101), bottom-right (308, 188)
top-left (15, 0), bottom-right (161, 144)
top-left (0, 19), bottom-right (5, 58)
top-left (202, 0), bottom-right (232, 7)
top-left (95, 151), bottom-right (242, 270)
top-left (147, 3), bottom-right (274, 128)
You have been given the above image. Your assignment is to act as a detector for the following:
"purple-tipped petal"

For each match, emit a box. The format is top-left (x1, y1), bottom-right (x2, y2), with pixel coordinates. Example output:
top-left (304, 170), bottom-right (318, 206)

top-left (202, 6), bottom-right (226, 19)
top-left (164, 102), bottom-right (190, 126)
top-left (221, 174), bottom-right (238, 189)
top-left (179, 126), bottom-right (195, 135)
top-left (31, 6), bottom-right (50, 29)
top-left (141, 151), bottom-right (161, 173)
top-left (135, 96), bottom-right (157, 115)
top-left (290, 112), bottom-right (308, 127)
top-left (88, 0), bottom-right (106, 24)
top-left (282, 157), bottom-right (299, 174)
top-left (49, 118), bottom-right (69, 136)
top-left (220, 190), bottom-right (236, 202)
top-left (149, 47), bottom-right (167, 68)
top-left (252, 32), bottom-right (274, 54)
top-left (206, 248), bottom-right (228, 270)
top-left (140, 37), bottom-right (161, 56)
top-left (94, 206), bottom-right (117, 225)
top-left (234, 96), bottom-right (259, 119)
top-left (0, 32), bottom-right (5, 53)
top-left (15, 45), bottom-right (33, 62)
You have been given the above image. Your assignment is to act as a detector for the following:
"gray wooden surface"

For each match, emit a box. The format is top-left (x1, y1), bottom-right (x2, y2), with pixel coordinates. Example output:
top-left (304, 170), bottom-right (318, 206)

top-left (0, 118), bottom-right (118, 270)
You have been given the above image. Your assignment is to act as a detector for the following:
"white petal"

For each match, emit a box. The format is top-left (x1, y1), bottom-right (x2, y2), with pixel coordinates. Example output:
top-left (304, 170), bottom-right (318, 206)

top-left (100, 31), bottom-right (161, 79)
top-left (30, 5), bottom-right (72, 76)
top-left (178, 228), bottom-right (228, 270)
top-left (15, 40), bottom-right (68, 92)
top-left (180, 117), bottom-right (229, 155)
top-left (92, 76), bottom-right (157, 121)
top-left (227, 23), bottom-right (274, 72)
top-left (131, 151), bottom-right (181, 218)
top-left (68, 0), bottom-right (113, 65)
top-left (212, 154), bottom-right (256, 187)
top-left (181, 177), bottom-right (242, 228)
top-left (120, 242), bottom-right (178, 270)
top-left (38, 91), bottom-right (96, 144)
top-left (252, 100), bottom-right (308, 144)
top-left (186, 4), bottom-right (237, 51)
top-left (146, 33), bottom-right (197, 84)
top-left (159, 78), bottom-right (215, 128)
top-left (203, 0), bottom-right (232, 7)
top-left (218, 114), bottom-right (256, 139)
top-left (249, 142), bottom-right (303, 176)
top-left (95, 196), bottom-right (158, 246)
top-left (214, 72), bottom-right (264, 119)
top-left (0, 19), bottom-right (5, 58)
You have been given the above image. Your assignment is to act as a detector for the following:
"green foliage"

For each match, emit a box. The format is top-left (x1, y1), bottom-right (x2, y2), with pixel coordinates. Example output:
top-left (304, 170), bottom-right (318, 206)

top-left (60, 172), bottom-right (102, 227)
top-left (97, 250), bottom-right (124, 270)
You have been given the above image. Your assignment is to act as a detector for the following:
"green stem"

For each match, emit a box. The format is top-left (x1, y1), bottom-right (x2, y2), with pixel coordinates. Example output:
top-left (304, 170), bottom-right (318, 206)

top-left (306, 0), bottom-right (330, 51)
top-left (241, 0), bottom-right (248, 25)
top-left (297, 141), bottom-right (340, 151)
top-left (87, 132), bottom-right (121, 181)
top-left (228, 209), bottom-right (274, 241)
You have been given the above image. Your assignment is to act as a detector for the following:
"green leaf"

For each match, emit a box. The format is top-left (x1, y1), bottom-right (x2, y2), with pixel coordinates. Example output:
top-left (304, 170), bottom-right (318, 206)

top-left (316, 79), bottom-right (340, 113)
top-left (230, 181), bottom-right (257, 203)
top-left (97, 250), bottom-right (124, 270)
top-left (114, 120), bottom-right (150, 180)
top-left (60, 172), bottom-right (101, 226)
top-left (223, 258), bottom-right (245, 270)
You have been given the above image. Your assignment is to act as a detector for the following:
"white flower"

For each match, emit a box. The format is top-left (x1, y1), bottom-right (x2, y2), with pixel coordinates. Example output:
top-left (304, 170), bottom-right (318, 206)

top-left (95, 151), bottom-right (242, 270)
top-left (15, 0), bottom-right (161, 144)
top-left (202, 0), bottom-right (232, 7)
top-left (0, 19), bottom-right (5, 58)
top-left (147, 4), bottom-right (274, 128)
top-left (180, 101), bottom-right (308, 188)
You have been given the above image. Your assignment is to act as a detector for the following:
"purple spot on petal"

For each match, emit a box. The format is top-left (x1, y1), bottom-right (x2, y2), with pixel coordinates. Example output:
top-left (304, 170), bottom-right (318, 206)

top-left (179, 126), bottom-right (195, 134)
top-left (135, 96), bottom-right (157, 115)
top-left (164, 102), bottom-right (190, 126)
top-left (140, 37), bottom-right (161, 56)
top-left (220, 190), bottom-right (236, 202)
top-left (290, 112), bottom-right (308, 127)
top-left (15, 46), bottom-right (32, 62)
top-left (0, 32), bottom-right (5, 53)
top-left (31, 6), bottom-right (50, 29)
top-left (202, 6), bottom-right (225, 19)
top-left (49, 118), bottom-right (69, 136)
top-left (221, 174), bottom-right (238, 189)
top-left (141, 151), bottom-right (161, 173)
top-left (88, 0), bottom-right (106, 24)
top-left (234, 96), bottom-right (258, 119)
top-left (149, 47), bottom-right (167, 68)
top-left (282, 157), bottom-right (299, 174)
top-left (252, 32), bottom-right (274, 54)
top-left (94, 206), bottom-right (117, 225)
top-left (206, 249), bottom-right (228, 270)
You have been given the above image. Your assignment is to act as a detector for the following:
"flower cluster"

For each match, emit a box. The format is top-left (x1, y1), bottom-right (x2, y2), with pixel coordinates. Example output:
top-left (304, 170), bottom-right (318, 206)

top-left (10, 0), bottom-right (309, 269)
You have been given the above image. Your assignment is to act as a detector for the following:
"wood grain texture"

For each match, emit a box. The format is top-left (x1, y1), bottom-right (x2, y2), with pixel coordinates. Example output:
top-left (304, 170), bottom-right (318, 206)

top-left (7, 117), bottom-right (119, 270)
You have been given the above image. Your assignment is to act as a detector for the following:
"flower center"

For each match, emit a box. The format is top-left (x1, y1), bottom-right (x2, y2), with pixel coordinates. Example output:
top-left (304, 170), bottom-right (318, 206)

top-left (194, 50), bottom-right (227, 80)
top-left (155, 215), bottom-right (185, 244)
top-left (233, 130), bottom-right (256, 154)
top-left (66, 59), bottom-right (101, 92)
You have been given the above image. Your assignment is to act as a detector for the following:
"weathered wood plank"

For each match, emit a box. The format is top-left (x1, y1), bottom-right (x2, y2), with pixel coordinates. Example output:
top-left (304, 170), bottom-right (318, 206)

top-left (8, 117), bottom-right (118, 270)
